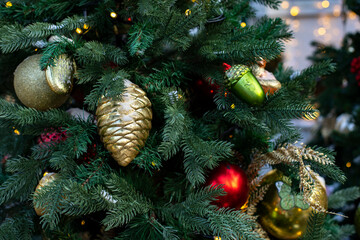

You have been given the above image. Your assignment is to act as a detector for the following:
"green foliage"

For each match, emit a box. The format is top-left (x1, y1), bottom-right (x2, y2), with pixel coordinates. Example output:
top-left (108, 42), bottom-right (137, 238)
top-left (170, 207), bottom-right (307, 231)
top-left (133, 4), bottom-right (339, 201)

top-left (0, 215), bottom-right (34, 240)
top-left (328, 187), bottom-right (360, 209)
top-left (301, 211), bottom-right (327, 240)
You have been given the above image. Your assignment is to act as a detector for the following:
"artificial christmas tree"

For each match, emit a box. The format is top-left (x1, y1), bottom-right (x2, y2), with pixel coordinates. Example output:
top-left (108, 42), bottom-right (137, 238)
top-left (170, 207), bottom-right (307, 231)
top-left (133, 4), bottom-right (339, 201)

top-left (0, 0), bottom-right (358, 239)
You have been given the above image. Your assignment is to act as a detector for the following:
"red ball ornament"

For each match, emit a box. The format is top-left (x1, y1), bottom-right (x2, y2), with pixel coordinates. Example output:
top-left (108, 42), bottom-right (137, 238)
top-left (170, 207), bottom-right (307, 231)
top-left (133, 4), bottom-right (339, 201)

top-left (206, 162), bottom-right (249, 209)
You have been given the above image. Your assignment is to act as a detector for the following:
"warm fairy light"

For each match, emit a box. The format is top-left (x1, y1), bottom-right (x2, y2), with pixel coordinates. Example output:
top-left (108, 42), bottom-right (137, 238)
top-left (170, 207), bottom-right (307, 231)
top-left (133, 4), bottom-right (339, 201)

top-left (318, 27), bottom-right (326, 35)
top-left (229, 135), bottom-right (233, 139)
top-left (297, 208), bottom-right (302, 212)
top-left (321, 0), bottom-right (330, 8)
top-left (346, 162), bottom-right (352, 168)
top-left (34, 48), bottom-right (38, 52)
top-left (110, 12), bottom-right (118, 18)
top-left (210, 90), bottom-right (214, 93)
top-left (185, 9), bottom-right (191, 16)
top-left (224, 91), bottom-right (228, 97)
top-left (230, 104), bottom-right (235, 109)
top-left (177, 94), bottom-right (183, 99)
top-left (348, 11), bottom-right (357, 20)
top-left (151, 162), bottom-right (156, 166)
top-left (214, 237), bottom-right (222, 240)
top-left (281, 1), bottom-right (289, 9)
top-left (296, 231), bottom-right (302, 236)
top-left (14, 129), bottom-right (20, 135)
top-left (127, 17), bottom-right (132, 22)
top-left (240, 22), bottom-right (246, 28)
top-left (5, 1), bottom-right (12, 7)
top-left (43, 172), bottom-right (49, 177)
top-left (76, 28), bottom-right (83, 34)
top-left (290, 6), bottom-right (300, 17)
top-left (81, 220), bottom-right (85, 226)
top-left (333, 5), bottom-right (341, 17)
top-left (83, 24), bottom-right (89, 30)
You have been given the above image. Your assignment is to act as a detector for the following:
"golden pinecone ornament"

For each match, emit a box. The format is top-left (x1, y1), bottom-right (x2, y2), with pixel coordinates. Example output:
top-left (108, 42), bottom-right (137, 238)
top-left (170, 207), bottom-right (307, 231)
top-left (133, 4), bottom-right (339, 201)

top-left (34, 172), bottom-right (59, 216)
top-left (96, 79), bottom-right (152, 166)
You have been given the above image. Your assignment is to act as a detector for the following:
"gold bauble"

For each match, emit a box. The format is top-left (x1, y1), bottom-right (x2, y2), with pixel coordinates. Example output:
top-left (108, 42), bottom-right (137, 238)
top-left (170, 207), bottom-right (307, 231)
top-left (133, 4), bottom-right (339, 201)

top-left (14, 54), bottom-right (73, 111)
top-left (96, 79), bottom-right (152, 166)
top-left (257, 170), bottom-right (328, 239)
top-left (34, 172), bottom-right (58, 216)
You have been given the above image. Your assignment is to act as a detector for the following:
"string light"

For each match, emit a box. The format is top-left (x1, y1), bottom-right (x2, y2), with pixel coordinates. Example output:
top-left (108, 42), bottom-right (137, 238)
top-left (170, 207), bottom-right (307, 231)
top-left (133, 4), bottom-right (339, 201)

top-left (81, 220), bottom-right (85, 226)
top-left (110, 12), bottom-right (118, 18)
top-left (12, 127), bottom-right (20, 135)
top-left (333, 5), bottom-right (341, 17)
top-left (76, 28), bottom-right (83, 34)
top-left (43, 172), bottom-right (49, 177)
top-left (34, 48), bottom-right (38, 52)
top-left (348, 11), bottom-right (357, 20)
top-left (290, 6), bottom-right (300, 17)
top-left (321, 0), bottom-right (330, 8)
top-left (127, 17), bottom-right (132, 22)
top-left (214, 237), bottom-right (222, 240)
top-left (230, 104), bottom-right (235, 109)
top-left (5, 1), bottom-right (12, 8)
top-left (281, 1), bottom-right (289, 9)
top-left (151, 162), bottom-right (156, 166)
top-left (317, 27), bottom-right (326, 36)
top-left (240, 22), bottom-right (246, 28)
top-left (346, 162), bottom-right (352, 168)
top-left (229, 135), bottom-right (233, 139)
top-left (83, 24), bottom-right (89, 30)
top-left (185, 9), bottom-right (191, 16)
top-left (210, 90), bottom-right (214, 93)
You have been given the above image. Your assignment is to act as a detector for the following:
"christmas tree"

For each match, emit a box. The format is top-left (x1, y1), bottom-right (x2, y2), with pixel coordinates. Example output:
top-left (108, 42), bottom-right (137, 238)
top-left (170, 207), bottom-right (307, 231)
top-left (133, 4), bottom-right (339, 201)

top-left (0, 0), bottom-right (358, 239)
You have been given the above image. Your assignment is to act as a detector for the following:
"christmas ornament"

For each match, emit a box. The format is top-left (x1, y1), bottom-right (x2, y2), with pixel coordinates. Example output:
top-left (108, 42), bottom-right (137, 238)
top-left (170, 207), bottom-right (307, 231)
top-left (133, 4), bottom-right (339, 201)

top-left (37, 128), bottom-right (67, 147)
top-left (224, 63), bottom-right (265, 105)
top-left (206, 162), bottom-right (249, 209)
top-left (351, 56), bottom-right (360, 86)
top-left (257, 170), bottom-right (328, 239)
top-left (34, 172), bottom-right (59, 216)
top-left (334, 113), bottom-right (355, 134)
top-left (355, 205), bottom-right (360, 237)
top-left (96, 79), bottom-right (152, 167)
top-left (14, 54), bottom-right (74, 110)
top-left (251, 62), bottom-right (281, 95)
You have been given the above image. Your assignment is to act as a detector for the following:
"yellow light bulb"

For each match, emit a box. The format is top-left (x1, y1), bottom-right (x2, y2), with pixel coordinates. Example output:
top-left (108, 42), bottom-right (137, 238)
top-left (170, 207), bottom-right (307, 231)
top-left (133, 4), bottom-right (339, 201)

top-left (290, 6), bottom-right (300, 16)
top-left (240, 22), bottom-right (246, 28)
top-left (76, 28), bottom-right (83, 34)
top-left (185, 9), bottom-right (191, 16)
top-left (346, 162), bottom-right (352, 168)
top-left (151, 162), bottom-right (156, 166)
top-left (110, 12), bottom-right (117, 18)
top-left (318, 27), bottom-right (326, 35)
top-left (214, 237), bottom-right (222, 240)
top-left (281, 1), bottom-right (289, 9)
top-left (321, 0), bottom-right (330, 8)
top-left (229, 135), bottom-right (233, 139)
top-left (83, 24), bottom-right (89, 30)
top-left (14, 129), bottom-right (20, 135)
top-left (81, 220), bottom-right (85, 226)
top-left (230, 104), bottom-right (235, 109)
top-left (5, 1), bottom-right (12, 7)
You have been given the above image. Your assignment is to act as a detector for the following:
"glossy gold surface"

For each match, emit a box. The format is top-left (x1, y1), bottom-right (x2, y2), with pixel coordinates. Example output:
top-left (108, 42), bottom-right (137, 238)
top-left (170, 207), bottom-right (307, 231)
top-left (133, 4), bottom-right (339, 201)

top-left (13, 55), bottom-right (69, 110)
top-left (258, 170), bottom-right (328, 239)
top-left (45, 54), bottom-right (74, 95)
top-left (34, 173), bottom-right (58, 216)
top-left (96, 80), bottom-right (152, 167)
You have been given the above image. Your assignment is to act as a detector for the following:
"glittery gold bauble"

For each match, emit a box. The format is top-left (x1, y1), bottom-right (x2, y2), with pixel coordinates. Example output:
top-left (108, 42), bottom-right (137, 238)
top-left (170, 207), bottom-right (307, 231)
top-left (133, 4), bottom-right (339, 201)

top-left (257, 170), bottom-right (328, 239)
top-left (96, 79), bottom-right (152, 167)
top-left (34, 172), bottom-right (58, 216)
top-left (14, 54), bottom-right (73, 110)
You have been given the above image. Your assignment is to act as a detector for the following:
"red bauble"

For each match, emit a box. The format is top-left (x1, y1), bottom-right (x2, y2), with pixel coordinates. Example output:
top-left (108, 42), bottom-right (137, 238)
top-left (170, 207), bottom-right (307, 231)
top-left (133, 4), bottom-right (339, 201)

top-left (206, 162), bottom-right (249, 209)
top-left (38, 128), bottom-right (67, 146)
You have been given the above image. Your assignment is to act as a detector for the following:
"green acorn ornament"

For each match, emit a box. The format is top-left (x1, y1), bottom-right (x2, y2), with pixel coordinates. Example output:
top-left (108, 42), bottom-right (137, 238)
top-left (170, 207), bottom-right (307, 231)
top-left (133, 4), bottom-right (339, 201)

top-left (223, 63), bottom-right (265, 105)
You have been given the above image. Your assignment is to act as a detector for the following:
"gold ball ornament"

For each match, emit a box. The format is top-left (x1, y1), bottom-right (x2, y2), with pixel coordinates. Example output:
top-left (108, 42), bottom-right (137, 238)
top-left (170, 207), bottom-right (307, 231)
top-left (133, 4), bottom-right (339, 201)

top-left (257, 170), bottom-right (328, 239)
top-left (14, 54), bottom-right (74, 111)
top-left (96, 79), bottom-right (152, 167)
top-left (34, 172), bottom-right (59, 216)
